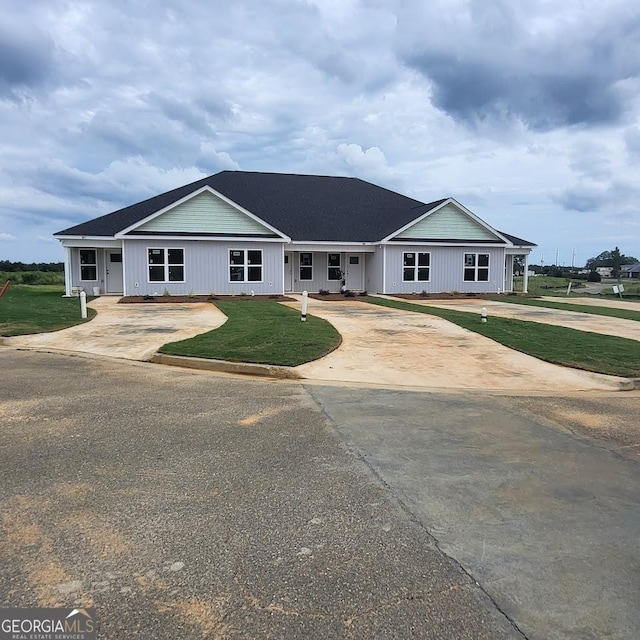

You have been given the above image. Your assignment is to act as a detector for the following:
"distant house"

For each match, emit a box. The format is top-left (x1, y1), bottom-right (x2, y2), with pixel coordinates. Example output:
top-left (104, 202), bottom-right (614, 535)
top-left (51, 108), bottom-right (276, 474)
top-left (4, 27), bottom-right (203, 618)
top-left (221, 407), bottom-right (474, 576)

top-left (54, 171), bottom-right (536, 297)
top-left (620, 263), bottom-right (640, 279)
top-left (596, 266), bottom-right (614, 277)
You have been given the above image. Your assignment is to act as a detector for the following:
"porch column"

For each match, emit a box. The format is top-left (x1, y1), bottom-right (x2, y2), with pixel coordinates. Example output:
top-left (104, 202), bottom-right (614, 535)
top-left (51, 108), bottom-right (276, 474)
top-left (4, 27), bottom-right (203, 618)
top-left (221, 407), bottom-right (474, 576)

top-left (523, 254), bottom-right (529, 293)
top-left (63, 246), bottom-right (73, 297)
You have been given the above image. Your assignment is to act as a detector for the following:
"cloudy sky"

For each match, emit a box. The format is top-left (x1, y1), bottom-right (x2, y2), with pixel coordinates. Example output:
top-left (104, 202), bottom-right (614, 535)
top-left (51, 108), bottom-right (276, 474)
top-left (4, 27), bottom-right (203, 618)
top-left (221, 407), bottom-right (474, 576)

top-left (1, 0), bottom-right (640, 266)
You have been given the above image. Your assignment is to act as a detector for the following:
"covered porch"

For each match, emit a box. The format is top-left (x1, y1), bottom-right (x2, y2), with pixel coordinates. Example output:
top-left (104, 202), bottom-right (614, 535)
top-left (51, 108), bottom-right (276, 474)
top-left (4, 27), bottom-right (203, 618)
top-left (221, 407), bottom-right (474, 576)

top-left (61, 240), bottom-right (124, 296)
top-left (283, 245), bottom-right (375, 293)
top-left (504, 250), bottom-right (530, 293)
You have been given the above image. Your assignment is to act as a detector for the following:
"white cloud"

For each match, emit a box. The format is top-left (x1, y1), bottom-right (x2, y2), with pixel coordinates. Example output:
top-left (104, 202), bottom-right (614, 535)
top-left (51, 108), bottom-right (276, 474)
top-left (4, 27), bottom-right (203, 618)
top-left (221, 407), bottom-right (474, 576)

top-left (336, 143), bottom-right (388, 174)
top-left (0, 0), bottom-right (638, 263)
top-left (0, 232), bottom-right (16, 241)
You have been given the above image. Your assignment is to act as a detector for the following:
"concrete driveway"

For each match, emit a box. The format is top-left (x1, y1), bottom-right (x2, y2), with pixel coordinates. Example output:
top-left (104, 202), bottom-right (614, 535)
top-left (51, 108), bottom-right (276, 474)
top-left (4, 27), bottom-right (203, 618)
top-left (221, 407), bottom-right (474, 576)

top-left (4, 295), bottom-right (631, 392)
top-left (4, 297), bottom-right (226, 360)
top-left (286, 298), bottom-right (625, 392)
top-left (541, 295), bottom-right (640, 311)
top-left (388, 296), bottom-right (640, 342)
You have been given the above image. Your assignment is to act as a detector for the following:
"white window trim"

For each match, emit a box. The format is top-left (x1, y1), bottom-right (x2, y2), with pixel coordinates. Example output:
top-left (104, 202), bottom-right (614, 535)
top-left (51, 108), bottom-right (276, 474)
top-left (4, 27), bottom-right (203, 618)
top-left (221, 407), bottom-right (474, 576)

top-left (147, 247), bottom-right (186, 283)
top-left (228, 248), bottom-right (264, 284)
top-left (463, 252), bottom-right (490, 282)
top-left (79, 249), bottom-right (98, 282)
top-left (299, 252), bottom-right (313, 281)
top-left (327, 252), bottom-right (342, 281)
top-left (402, 251), bottom-right (431, 282)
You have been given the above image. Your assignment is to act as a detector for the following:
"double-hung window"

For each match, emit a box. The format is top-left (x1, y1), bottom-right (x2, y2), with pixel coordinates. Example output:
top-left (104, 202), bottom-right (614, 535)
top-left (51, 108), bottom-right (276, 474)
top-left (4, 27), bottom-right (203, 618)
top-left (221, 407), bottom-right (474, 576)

top-left (328, 253), bottom-right (342, 280)
top-left (299, 253), bottom-right (313, 280)
top-left (403, 252), bottom-right (430, 282)
top-left (229, 249), bottom-right (263, 282)
top-left (463, 253), bottom-right (489, 281)
top-left (79, 249), bottom-right (97, 281)
top-left (148, 248), bottom-right (185, 282)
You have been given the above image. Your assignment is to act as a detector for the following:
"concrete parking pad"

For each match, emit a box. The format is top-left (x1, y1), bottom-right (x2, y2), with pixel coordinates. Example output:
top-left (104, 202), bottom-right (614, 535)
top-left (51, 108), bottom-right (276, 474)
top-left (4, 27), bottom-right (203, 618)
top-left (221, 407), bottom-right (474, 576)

top-left (3, 297), bottom-right (226, 360)
top-left (285, 298), bottom-right (625, 391)
top-left (387, 296), bottom-right (640, 341)
top-left (310, 384), bottom-right (640, 640)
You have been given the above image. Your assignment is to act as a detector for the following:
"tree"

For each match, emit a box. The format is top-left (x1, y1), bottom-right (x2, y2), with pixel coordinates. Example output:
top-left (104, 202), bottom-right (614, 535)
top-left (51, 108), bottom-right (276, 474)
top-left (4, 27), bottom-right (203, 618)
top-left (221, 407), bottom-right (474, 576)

top-left (585, 248), bottom-right (638, 273)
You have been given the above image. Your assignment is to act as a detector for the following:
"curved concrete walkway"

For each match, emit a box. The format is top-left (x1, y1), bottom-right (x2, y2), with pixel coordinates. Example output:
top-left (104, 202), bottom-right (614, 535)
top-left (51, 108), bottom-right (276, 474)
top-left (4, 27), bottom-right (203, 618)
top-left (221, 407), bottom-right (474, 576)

top-left (284, 298), bottom-right (626, 392)
top-left (388, 296), bottom-right (640, 342)
top-left (4, 297), bottom-right (227, 361)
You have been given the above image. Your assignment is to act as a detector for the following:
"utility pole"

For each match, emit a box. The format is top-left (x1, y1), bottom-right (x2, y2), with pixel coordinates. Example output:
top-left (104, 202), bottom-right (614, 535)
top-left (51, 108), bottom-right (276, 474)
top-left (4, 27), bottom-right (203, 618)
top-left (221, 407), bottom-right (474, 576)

top-left (571, 248), bottom-right (575, 269)
top-left (555, 248), bottom-right (559, 267)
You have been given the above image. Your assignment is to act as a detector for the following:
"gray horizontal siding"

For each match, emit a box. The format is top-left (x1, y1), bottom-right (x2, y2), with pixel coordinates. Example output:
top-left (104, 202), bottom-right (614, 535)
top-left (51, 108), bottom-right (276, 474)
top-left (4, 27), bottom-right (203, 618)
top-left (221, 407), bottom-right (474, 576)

top-left (123, 239), bottom-right (284, 295)
top-left (384, 245), bottom-right (506, 294)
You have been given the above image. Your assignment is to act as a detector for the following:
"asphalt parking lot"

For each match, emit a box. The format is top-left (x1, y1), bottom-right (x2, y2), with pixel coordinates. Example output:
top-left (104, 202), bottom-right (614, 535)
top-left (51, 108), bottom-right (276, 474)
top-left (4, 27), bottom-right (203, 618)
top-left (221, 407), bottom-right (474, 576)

top-left (0, 350), bottom-right (519, 640)
top-left (2, 349), bottom-right (640, 639)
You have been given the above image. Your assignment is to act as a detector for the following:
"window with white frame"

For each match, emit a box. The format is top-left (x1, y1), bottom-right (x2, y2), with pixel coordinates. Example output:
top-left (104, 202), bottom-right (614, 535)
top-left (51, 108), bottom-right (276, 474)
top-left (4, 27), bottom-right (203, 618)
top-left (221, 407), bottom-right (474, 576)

top-left (403, 252), bottom-right (430, 282)
top-left (327, 253), bottom-right (342, 280)
top-left (229, 249), bottom-right (263, 282)
top-left (299, 252), bottom-right (313, 280)
top-left (463, 253), bottom-right (489, 281)
top-left (148, 248), bottom-right (185, 282)
top-left (79, 249), bottom-right (97, 281)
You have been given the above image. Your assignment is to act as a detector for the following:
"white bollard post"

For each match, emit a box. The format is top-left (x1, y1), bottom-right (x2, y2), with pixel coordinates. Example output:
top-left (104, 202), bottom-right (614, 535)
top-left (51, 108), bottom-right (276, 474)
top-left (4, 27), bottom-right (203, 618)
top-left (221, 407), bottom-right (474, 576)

top-left (566, 282), bottom-right (572, 296)
top-left (481, 307), bottom-right (487, 323)
top-left (80, 290), bottom-right (87, 319)
top-left (301, 290), bottom-right (308, 322)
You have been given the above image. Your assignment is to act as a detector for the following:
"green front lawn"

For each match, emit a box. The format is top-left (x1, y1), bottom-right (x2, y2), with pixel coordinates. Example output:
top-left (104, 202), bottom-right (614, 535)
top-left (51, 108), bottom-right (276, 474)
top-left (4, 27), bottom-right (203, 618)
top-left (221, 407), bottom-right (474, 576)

top-left (0, 286), bottom-right (96, 336)
top-left (159, 300), bottom-right (341, 366)
top-left (486, 295), bottom-right (640, 322)
top-left (365, 296), bottom-right (640, 378)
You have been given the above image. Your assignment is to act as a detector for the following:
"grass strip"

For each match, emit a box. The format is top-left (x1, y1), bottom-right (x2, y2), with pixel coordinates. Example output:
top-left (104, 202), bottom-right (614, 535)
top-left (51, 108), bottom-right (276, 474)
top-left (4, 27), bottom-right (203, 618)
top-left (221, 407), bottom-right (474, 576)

top-left (0, 286), bottom-right (96, 336)
top-left (364, 296), bottom-right (640, 378)
top-left (485, 295), bottom-right (640, 322)
top-left (159, 300), bottom-right (341, 366)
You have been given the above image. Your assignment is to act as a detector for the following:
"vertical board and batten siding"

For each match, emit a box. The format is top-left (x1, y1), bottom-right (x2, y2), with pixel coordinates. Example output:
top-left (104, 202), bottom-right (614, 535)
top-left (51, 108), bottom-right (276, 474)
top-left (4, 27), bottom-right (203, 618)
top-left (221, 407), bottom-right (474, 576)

top-left (365, 249), bottom-right (384, 293)
top-left (286, 252), bottom-right (368, 293)
top-left (136, 191), bottom-right (276, 235)
top-left (291, 252), bottom-right (341, 293)
top-left (383, 245), bottom-right (506, 294)
top-left (396, 203), bottom-right (500, 241)
top-left (123, 239), bottom-right (284, 295)
top-left (70, 248), bottom-right (107, 292)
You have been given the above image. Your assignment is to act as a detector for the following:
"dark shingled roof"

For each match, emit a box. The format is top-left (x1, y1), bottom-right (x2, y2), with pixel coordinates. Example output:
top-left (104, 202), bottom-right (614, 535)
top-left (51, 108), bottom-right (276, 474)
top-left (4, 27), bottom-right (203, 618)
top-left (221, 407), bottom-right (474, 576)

top-left (55, 170), bottom-right (534, 245)
top-left (497, 231), bottom-right (537, 247)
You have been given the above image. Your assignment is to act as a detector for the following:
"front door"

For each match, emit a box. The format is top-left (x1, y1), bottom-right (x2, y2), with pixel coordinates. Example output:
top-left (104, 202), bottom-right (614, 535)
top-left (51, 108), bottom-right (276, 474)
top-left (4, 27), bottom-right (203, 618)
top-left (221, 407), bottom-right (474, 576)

top-left (345, 253), bottom-right (363, 291)
top-left (106, 251), bottom-right (123, 293)
top-left (284, 252), bottom-right (293, 292)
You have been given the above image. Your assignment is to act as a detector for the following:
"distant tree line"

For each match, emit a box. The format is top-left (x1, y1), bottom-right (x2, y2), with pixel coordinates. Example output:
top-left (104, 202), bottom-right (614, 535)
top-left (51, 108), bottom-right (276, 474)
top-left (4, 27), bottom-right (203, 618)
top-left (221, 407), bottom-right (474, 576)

top-left (0, 260), bottom-right (64, 272)
top-left (584, 247), bottom-right (638, 276)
